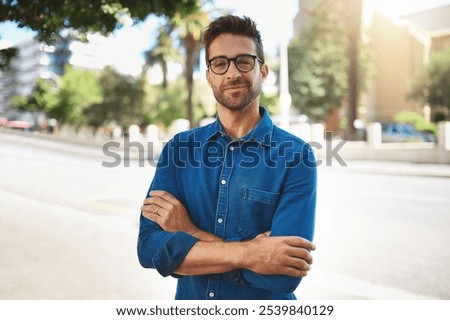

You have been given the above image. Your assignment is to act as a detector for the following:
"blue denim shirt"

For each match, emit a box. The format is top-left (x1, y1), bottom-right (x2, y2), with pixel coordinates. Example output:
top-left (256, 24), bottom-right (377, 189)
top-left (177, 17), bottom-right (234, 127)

top-left (137, 107), bottom-right (316, 300)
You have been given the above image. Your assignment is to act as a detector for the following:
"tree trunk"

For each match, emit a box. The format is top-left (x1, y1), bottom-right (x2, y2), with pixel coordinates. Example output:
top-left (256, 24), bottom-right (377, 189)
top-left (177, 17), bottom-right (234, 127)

top-left (185, 33), bottom-right (196, 129)
top-left (344, 0), bottom-right (362, 140)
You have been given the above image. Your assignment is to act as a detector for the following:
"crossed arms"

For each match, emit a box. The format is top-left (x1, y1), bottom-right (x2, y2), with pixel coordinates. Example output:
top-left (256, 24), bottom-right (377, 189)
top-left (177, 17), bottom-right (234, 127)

top-left (139, 190), bottom-right (315, 292)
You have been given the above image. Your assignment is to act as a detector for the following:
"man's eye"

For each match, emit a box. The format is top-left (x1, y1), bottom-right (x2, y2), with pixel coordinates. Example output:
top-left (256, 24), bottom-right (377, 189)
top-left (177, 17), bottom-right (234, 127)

top-left (238, 60), bottom-right (252, 66)
top-left (213, 60), bottom-right (227, 68)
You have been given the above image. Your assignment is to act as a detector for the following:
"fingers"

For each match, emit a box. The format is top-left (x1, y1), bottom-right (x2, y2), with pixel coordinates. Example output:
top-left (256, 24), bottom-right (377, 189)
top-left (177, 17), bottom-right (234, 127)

top-left (282, 255), bottom-right (312, 277)
top-left (285, 246), bottom-right (313, 265)
top-left (143, 196), bottom-right (172, 211)
top-left (284, 236), bottom-right (316, 251)
top-left (149, 190), bottom-right (178, 205)
top-left (140, 203), bottom-right (162, 216)
top-left (141, 209), bottom-right (162, 224)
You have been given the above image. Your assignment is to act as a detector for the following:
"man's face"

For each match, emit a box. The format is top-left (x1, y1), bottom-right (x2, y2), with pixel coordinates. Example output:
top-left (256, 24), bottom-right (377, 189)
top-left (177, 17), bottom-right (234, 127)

top-left (206, 33), bottom-right (268, 112)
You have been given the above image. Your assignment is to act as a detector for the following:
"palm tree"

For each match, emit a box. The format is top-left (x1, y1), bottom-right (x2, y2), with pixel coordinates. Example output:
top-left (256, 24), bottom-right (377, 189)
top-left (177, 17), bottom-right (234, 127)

top-left (171, 10), bottom-right (210, 128)
top-left (143, 24), bottom-right (180, 89)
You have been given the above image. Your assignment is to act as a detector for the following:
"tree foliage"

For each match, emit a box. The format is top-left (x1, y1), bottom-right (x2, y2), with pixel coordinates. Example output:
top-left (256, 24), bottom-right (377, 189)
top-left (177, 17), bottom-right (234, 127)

top-left (9, 78), bottom-right (57, 112)
top-left (143, 23), bottom-right (180, 89)
top-left (143, 79), bottom-right (187, 128)
top-left (169, 10), bottom-right (210, 128)
top-left (288, 0), bottom-right (348, 122)
top-left (0, 0), bottom-right (201, 70)
top-left (46, 66), bottom-right (103, 126)
top-left (409, 48), bottom-right (450, 110)
top-left (143, 77), bottom-right (213, 128)
top-left (85, 67), bottom-right (145, 129)
top-left (0, 0), bottom-right (201, 43)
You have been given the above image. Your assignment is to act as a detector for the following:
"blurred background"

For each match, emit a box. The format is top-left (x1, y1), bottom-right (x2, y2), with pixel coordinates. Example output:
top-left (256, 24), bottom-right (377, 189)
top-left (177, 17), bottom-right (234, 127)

top-left (0, 0), bottom-right (449, 299)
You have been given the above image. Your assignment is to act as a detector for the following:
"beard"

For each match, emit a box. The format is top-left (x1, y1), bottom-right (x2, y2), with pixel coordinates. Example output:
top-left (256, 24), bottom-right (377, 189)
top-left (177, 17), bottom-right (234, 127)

top-left (211, 79), bottom-right (261, 111)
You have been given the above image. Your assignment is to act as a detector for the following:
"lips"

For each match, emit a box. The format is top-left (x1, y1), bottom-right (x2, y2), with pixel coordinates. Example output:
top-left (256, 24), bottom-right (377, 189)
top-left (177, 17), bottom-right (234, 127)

top-left (222, 83), bottom-right (248, 90)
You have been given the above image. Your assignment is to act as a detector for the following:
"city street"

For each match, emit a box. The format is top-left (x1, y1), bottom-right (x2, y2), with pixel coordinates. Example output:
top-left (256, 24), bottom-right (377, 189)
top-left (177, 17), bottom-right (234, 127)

top-left (1, 131), bottom-right (449, 299)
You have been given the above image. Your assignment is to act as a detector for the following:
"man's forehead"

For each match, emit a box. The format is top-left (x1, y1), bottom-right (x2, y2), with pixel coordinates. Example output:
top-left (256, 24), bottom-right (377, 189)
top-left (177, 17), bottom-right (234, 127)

top-left (208, 34), bottom-right (257, 56)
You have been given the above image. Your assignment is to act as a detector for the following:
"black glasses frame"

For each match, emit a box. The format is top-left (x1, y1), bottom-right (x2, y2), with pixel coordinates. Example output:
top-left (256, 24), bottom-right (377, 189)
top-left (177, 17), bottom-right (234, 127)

top-left (207, 54), bottom-right (264, 75)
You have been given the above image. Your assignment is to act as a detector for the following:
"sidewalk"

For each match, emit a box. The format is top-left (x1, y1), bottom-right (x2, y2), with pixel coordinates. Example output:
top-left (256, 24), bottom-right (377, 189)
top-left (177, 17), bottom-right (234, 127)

top-left (2, 129), bottom-right (450, 178)
top-left (320, 159), bottom-right (450, 178)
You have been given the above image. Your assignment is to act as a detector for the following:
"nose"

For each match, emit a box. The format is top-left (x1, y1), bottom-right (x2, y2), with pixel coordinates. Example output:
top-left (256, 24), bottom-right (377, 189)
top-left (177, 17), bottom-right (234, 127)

top-left (226, 61), bottom-right (241, 80)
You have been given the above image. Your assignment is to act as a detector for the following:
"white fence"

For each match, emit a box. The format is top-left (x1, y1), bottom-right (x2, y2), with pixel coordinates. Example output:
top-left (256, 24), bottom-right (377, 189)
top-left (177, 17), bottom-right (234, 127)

top-left (313, 122), bottom-right (450, 164)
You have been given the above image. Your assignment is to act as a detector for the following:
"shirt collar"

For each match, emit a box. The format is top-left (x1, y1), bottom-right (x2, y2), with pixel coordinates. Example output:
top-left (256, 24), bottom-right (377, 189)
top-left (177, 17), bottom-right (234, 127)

top-left (206, 106), bottom-right (273, 146)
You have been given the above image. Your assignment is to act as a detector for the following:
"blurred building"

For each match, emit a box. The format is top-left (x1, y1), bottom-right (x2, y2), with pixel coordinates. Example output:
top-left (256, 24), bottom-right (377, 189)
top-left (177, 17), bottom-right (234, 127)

top-left (292, 1), bottom-right (450, 124)
top-left (0, 33), bottom-right (114, 112)
top-left (0, 37), bottom-right (71, 112)
top-left (367, 4), bottom-right (450, 122)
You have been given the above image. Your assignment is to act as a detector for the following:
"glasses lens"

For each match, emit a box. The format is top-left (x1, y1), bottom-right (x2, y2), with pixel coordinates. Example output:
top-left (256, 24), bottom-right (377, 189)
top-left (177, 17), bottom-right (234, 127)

top-left (236, 55), bottom-right (255, 72)
top-left (210, 57), bottom-right (229, 74)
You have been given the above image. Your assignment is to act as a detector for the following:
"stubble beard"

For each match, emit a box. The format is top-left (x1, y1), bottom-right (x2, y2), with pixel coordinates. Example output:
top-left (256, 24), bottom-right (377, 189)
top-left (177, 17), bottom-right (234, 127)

top-left (212, 80), bottom-right (261, 112)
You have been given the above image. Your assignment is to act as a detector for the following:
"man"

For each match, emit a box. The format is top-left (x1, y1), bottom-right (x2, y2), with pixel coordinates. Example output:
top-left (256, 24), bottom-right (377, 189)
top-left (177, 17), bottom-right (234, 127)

top-left (138, 15), bottom-right (317, 300)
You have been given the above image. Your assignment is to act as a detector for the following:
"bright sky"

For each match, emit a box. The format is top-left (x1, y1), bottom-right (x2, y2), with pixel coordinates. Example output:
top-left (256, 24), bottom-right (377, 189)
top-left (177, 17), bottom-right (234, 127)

top-left (1, 0), bottom-right (449, 75)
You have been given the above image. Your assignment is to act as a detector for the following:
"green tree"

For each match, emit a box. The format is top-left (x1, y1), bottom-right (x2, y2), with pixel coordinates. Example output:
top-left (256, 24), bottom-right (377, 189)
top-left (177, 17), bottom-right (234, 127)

top-left (143, 24), bottom-right (181, 89)
top-left (143, 78), bottom-right (187, 127)
top-left (47, 66), bottom-right (102, 126)
top-left (84, 66), bottom-right (145, 129)
top-left (0, 0), bottom-right (201, 43)
top-left (145, 8), bottom-right (213, 128)
top-left (171, 10), bottom-right (210, 128)
top-left (409, 48), bottom-right (450, 111)
top-left (0, 0), bottom-right (201, 70)
top-left (9, 78), bottom-right (57, 113)
top-left (288, 0), bottom-right (348, 122)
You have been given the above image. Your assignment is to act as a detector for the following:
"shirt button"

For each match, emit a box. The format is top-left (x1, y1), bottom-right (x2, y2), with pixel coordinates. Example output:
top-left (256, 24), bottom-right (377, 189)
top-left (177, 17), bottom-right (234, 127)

top-left (218, 218), bottom-right (223, 224)
top-left (229, 146), bottom-right (235, 151)
top-left (208, 292), bottom-right (215, 298)
top-left (221, 179), bottom-right (227, 185)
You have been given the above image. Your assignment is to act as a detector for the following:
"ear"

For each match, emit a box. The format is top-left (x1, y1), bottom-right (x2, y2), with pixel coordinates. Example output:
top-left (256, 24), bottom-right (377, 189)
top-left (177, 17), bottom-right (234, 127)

top-left (260, 64), bottom-right (269, 82)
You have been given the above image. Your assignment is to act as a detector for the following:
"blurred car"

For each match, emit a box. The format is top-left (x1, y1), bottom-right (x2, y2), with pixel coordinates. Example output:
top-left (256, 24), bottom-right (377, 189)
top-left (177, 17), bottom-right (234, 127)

top-left (0, 117), bottom-right (8, 126)
top-left (381, 122), bottom-right (436, 143)
top-left (7, 120), bottom-right (32, 130)
top-left (4, 112), bottom-right (37, 131)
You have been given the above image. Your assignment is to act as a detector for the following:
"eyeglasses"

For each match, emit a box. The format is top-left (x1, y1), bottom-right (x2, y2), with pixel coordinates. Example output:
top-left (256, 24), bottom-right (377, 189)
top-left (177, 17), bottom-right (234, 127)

top-left (207, 54), bottom-right (263, 75)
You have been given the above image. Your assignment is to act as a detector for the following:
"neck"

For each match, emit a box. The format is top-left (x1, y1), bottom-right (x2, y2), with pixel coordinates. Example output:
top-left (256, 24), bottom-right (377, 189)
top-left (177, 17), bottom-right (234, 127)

top-left (217, 103), bottom-right (261, 140)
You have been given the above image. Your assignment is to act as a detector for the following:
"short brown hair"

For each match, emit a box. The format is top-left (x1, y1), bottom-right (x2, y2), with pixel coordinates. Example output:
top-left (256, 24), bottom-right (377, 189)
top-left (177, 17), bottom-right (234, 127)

top-left (203, 15), bottom-right (265, 65)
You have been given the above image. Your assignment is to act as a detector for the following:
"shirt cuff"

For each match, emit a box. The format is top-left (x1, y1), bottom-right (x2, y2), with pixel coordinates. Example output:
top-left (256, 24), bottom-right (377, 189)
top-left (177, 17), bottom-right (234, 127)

top-left (152, 231), bottom-right (199, 277)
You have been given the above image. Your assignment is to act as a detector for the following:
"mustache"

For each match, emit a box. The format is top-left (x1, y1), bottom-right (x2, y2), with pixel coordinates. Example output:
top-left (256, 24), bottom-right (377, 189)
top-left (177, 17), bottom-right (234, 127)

top-left (221, 80), bottom-right (249, 89)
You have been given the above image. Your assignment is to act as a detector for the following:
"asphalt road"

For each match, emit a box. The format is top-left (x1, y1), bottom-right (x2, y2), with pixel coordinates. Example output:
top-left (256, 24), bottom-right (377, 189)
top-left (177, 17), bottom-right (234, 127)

top-left (1, 131), bottom-right (449, 299)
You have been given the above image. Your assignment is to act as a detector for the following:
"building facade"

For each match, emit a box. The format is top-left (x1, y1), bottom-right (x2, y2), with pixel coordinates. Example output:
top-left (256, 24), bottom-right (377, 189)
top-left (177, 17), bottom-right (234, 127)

top-left (292, 0), bottom-right (450, 125)
top-left (368, 5), bottom-right (450, 122)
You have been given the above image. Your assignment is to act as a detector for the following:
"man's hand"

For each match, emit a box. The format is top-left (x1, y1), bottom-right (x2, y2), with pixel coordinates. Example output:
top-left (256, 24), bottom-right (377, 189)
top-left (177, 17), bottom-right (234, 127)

top-left (141, 190), bottom-right (223, 242)
top-left (141, 190), bottom-right (198, 234)
top-left (244, 232), bottom-right (315, 277)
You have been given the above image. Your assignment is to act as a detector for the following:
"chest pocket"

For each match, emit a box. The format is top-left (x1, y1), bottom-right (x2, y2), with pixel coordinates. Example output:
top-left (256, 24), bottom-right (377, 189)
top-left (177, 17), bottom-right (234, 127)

top-left (238, 187), bottom-right (280, 239)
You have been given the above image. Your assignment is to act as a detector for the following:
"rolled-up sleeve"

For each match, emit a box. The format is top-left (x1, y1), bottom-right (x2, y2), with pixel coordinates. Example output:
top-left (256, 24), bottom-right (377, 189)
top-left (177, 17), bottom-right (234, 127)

top-left (228, 146), bottom-right (317, 292)
top-left (138, 215), bottom-right (198, 276)
top-left (137, 137), bottom-right (199, 277)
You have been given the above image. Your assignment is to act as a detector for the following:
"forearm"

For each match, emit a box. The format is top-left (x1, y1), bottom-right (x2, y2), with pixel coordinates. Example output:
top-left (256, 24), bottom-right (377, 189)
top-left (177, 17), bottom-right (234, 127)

top-left (190, 228), bottom-right (224, 242)
top-left (174, 240), bottom-right (247, 275)
top-left (175, 234), bottom-right (314, 279)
